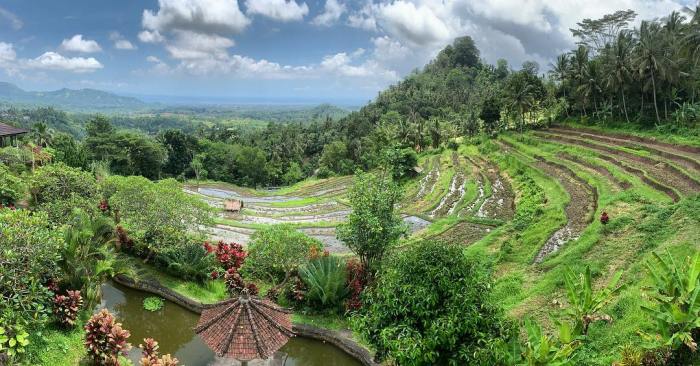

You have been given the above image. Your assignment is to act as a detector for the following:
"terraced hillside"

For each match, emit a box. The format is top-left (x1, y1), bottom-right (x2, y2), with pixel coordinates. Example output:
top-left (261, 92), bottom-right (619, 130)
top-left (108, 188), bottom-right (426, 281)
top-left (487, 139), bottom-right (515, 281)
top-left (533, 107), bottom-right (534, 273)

top-left (186, 126), bottom-right (698, 363)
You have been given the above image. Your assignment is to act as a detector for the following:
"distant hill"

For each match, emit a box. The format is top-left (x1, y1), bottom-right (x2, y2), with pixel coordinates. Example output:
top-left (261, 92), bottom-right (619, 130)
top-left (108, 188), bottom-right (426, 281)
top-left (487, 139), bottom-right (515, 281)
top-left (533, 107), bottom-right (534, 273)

top-left (0, 82), bottom-right (147, 111)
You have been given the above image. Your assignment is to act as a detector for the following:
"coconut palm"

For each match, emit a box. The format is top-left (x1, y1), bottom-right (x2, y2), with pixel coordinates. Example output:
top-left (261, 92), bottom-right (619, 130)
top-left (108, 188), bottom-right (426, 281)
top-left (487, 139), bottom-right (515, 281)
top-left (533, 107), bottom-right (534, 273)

top-left (577, 60), bottom-right (603, 116)
top-left (633, 21), bottom-right (666, 123)
top-left (58, 209), bottom-right (136, 307)
top-left (549, 54), bottom-right (571, 117)
top-left (30, 122), bottom-right (52, 147)
top-left (506, 72), bottom-right (536, 133)
top-left (605, 31), bottom-right (634, 123)
top-left (570, 46), bottom-right (590, 116)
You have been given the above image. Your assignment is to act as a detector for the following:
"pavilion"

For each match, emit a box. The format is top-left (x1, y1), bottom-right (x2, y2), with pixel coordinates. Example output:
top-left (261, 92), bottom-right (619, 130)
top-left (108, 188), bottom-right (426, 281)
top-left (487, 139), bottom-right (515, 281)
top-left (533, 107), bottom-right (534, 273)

top-left (0, 122), bottom-right (28, 147)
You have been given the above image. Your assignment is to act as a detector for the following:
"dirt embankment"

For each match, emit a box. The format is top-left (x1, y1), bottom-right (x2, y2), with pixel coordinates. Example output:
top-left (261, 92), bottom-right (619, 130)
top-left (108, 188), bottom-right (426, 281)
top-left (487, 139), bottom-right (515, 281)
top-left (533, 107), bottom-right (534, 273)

top-left (558, 151), bottom-right (631, 191)
top-left (429, 152), bottom-right (467, 218)
top-left (470, 157), bottom-right (515, 221)
top-left (533, 156), bottom-right (597, 263)
top-left (537, 131), bottom-right (699, 198)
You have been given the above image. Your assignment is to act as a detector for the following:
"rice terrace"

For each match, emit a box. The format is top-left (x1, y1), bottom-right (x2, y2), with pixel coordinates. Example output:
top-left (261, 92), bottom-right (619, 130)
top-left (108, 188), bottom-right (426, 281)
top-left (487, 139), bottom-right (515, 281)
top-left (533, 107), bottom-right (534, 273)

top-left (1, 2), bottom-right (700, 366)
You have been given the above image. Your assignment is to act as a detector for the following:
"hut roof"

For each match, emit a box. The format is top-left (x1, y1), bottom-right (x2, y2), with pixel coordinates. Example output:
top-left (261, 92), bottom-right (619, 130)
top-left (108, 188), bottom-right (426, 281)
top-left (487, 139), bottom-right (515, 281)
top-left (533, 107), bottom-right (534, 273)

top-left (195, 290), bottom-right (294, 361)
top-left (224, 199), bottom-right (243, 211)
top-left (0, 122), bottom-right (28, 137)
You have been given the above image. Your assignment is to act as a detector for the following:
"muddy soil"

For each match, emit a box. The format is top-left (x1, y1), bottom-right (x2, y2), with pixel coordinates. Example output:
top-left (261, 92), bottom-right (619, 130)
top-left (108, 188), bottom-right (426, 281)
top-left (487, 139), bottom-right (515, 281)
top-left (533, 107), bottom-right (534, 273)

top-left (436, 222), bottom-right (494, 246)
top-left (459, 172), bottom-right (485, 217)
top-left (471, 158), bottom-right (515, 221)
top-left (429, 152), bottom-right (467, 218)
top-left (208, 225), bottom-right (351, 253)
top-left (228, 209), bottom-right (352, 225)
top-left (416, 156), bottom-right (441, 199)
top-left (533, 156), bottom-right (597, 263)
top-left (558, 151), bottom-right (631, 190)
top-left (537, 132), bottom-right (700, 197)
top-left (550, 127), bottom-right (700, 174)
top-left (551, 126), bottom-right (700, 155)
top-left (244, 201), bottom-right (347, 216)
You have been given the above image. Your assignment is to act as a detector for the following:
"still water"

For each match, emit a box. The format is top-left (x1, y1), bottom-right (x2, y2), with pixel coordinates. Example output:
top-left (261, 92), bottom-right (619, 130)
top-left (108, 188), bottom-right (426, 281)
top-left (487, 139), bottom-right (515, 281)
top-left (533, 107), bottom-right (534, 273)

top-left (100, 282), bottom-right (362, 366)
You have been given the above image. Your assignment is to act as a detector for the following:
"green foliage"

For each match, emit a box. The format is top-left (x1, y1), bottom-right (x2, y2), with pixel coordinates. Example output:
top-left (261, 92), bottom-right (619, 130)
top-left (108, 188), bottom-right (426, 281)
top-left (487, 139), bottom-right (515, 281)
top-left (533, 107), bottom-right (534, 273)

top-left (0, 208), bottom-right (61, 325)
top-left (517, 318), bottom-right (579, 366)
top-left (0, 322), bottom-right (30, 360)
top-left (58, 209), bottom-right (135, 308)
top-left (382, 146), bottom-right (418, 181)
top-left (563, 266), bottom-right (625, 336)
top-left (318, 140), bottom-right (354, 177)
top-left (156, 241), bottom-right (214, 282)
top-left (354, 240), bottom-right (513, 365)
top-left (299, 255), bottom-right (349, 311)
top-left (337, 171), bottom-right (407, 275)
top-left (29, 162), bottom-right (98, 205)
top-left (641, 250), bottom-right (700, 359)
top-left (244, 224), bottom-right (322, 283)
top-left (0, 163), bottom-right (24, 205)
top-left (143, 297), bottom-right (165, 312)
top-left (50, 132), bottom-right (89, 169)
top-left (103, 176), bottom-right (212, 255)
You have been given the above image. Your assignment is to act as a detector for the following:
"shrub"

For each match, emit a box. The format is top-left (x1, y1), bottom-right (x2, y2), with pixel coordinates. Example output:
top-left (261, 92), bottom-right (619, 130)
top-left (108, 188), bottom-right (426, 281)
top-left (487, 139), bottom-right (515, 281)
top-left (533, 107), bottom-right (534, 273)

top-left (52, 290), bottom-right (83, 328)
top-left (84, 309), bottom-right (131, 366)
top-left (0, 320), bottom-right (30, 363)
top-left (143, 297), bottom-right (164, 312)
top-left (0, 209), bottom-right (61, 325)
top-left (244, 225), bottom-right (322, 285)
top-left (517, 318), bottom-right (578, 365)
top-left (345, 259), bottom-right (366, 311)
top-left (641, 250), bottom-right (700, 363)
top-left (562, 265), bottom-right (624, 336)
top-left (0, 164), bottom-right (24, 205)
top-left (29, 163), bottom-right (98, 206)
top-left (354, 240), bottom-right (513, 365)
top-left (139, 338), bottom-right (179, 366)
top-left (157, 241), bottom-right (214, 282)
top-left (299, 255), bottom-right (349, 311)
top-left (204, 241), bottom-right (246, 271)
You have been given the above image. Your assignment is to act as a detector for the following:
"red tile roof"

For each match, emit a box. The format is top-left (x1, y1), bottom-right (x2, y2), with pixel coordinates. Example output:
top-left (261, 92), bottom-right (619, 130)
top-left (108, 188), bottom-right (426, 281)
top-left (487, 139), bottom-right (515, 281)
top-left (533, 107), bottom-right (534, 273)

top-left (0, 122), bottom-right (28, 137)
top-left (195, 291), bottom-right (294, 361)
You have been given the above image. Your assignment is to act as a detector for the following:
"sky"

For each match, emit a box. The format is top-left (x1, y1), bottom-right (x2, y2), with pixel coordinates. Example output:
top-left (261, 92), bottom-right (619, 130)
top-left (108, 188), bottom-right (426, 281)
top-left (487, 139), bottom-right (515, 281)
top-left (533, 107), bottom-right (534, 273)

top-left (0, 0), bottom-right (695, 104)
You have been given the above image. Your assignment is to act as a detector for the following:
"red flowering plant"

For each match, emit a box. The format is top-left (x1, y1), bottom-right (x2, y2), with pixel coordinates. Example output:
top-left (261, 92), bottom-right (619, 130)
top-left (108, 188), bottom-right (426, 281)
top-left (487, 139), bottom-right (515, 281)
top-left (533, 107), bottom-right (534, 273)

top-left (52, 290), bottom-right (83, 328)
top-left (600, 212), bottom-right (610, 225)
top-left (345, 259), bottom-right (367, 311)
top-left (139, 338), bottom-right (179, 366)
top-left (84, 309), bottom-right (131, 366)
top-left (99, 199), bottom-right (111, 214)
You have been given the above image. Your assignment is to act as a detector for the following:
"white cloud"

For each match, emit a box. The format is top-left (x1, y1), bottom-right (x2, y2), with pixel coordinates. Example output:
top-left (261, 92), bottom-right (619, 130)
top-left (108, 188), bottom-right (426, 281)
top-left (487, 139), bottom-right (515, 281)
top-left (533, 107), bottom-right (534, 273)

top-left (115, 39), bottom-right (137, 50)
top-left (245, 0), bottom-right (309, 22)
top-left (26, 52), bottom-right (103, 73)
top-left (347, 1), bottom-right (377, 31)
top-left (0, 42), bottom-right (17, 63)
top-left (165, 30), bottom-right (235, 60)
top-left (377, 1), bottom-right (450, 46)
top-left (143, 0), bottom-right (250, 34)
top-left (138, 30), bottom-right (165, 43)
top-left (311, 0), bottom-right (345, 26)
top-left (109, 32), bottom-right (137, 50)
top-left (60, 34), bottom-right (102, 53)
top-left (0, 6), bottom-right (23, 30)
top-left (320, 50), bottom-right (397, 80)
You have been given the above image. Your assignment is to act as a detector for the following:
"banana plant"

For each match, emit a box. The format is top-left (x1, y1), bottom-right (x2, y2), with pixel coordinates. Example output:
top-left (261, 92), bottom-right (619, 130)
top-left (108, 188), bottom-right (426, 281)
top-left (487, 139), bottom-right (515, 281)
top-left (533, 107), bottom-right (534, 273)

top-left (563, 265), bottom-right (625, 335)
top-left (641, 251), bottom-right (700, 353)
top-left (519, 318), bottom-right (578, 366)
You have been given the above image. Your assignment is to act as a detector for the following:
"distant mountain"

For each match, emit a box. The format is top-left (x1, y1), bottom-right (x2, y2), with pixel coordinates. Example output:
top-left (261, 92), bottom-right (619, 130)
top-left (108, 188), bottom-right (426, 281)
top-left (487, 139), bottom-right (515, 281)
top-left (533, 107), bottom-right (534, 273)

top-left (0, 82), bottom-right (147, 111)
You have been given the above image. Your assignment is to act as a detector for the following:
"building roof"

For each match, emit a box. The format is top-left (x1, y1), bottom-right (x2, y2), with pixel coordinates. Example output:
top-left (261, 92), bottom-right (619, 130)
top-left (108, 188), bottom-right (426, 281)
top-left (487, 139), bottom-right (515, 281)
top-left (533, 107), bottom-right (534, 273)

top-left (195, 290), bottom-right (294, 361)
top-left (224, 199), bottom-right (243, 212)
top-left (0, 122), bottom-right (29, 137)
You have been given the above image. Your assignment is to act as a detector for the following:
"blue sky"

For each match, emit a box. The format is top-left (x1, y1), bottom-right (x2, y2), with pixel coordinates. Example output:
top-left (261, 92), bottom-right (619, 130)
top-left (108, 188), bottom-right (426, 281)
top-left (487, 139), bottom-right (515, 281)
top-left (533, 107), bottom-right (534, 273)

top-left (0, 0), bottom-right (693, 104)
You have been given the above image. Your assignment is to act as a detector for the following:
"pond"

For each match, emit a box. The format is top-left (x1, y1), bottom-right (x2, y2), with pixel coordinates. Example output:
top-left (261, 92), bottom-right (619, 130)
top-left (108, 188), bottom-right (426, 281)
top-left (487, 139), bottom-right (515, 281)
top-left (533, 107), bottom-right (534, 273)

top-left (100, 282), bottom-right (362, 366)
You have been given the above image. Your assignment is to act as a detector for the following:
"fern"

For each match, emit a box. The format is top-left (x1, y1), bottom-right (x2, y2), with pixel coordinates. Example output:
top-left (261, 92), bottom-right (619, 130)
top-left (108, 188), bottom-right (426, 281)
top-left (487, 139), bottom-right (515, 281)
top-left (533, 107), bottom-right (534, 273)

top-left (299, 256), bottom-right (349, 310)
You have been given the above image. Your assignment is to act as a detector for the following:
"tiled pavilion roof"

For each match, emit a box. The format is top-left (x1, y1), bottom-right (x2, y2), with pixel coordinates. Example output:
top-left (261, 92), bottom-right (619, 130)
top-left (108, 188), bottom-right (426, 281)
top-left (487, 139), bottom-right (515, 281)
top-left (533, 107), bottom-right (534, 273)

top-left (194, 290), bottom-right (294, 361)
top-left (0, 122), bottom-right (28, 137)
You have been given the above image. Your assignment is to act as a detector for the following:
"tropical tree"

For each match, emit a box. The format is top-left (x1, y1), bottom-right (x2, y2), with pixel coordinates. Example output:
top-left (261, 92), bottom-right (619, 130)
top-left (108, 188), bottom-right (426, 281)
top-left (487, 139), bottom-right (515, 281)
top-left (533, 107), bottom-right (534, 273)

top-left (605, 31), bottom-right (634, 122)
top-left (634, 21), bottom-right (666, 123)
top-left (30, 122), bottom-right (52, 147)
top-left (58, 209), bottom-right (135, 307)
top-left (505, 71), bottom-right (536, 132)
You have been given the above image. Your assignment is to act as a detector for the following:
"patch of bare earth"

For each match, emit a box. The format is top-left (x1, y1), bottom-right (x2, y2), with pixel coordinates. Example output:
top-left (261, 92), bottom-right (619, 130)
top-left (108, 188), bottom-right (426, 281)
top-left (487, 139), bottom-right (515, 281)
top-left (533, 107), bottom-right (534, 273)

top-left (558, 151), bottom-right (631, 191)
top-left (533, 156), bottom-right (597, 263)
top-left (436, 222), bottom-right (494, 246)
top-left (472, 158), bottom-right (516, 220)
top-left (416, 156), bottom-right (441, 199)
top-left (429, 152), bottom-right (467, 218)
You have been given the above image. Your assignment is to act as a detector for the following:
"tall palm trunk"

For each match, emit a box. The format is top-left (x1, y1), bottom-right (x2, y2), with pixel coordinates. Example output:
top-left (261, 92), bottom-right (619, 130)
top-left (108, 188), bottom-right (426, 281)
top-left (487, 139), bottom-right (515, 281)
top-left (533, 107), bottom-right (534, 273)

top-left (621, 90), bottom-right (630, 123)
top-left (651, 69), bottom-right (661, 123)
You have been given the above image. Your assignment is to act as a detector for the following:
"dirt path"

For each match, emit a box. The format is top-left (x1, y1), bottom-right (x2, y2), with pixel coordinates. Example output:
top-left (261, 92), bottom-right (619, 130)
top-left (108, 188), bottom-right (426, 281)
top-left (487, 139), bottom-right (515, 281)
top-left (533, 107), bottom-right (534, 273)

top-left (550, 127), bottom-right (700, 174)
top-left (537, 132), bottom-right (700, 197)
top-left (533, 156), bottom-right (597, 263)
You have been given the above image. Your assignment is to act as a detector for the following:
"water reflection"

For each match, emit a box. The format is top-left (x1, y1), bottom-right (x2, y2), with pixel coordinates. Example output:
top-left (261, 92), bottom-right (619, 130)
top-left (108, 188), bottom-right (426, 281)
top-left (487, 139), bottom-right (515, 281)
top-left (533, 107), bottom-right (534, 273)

top-left (99, 282), bottom-right (361, 366)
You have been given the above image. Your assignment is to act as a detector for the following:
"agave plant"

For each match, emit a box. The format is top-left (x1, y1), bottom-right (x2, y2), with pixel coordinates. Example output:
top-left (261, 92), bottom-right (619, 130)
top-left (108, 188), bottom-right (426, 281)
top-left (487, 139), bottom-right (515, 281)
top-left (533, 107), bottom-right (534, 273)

top-left (641, 251), bottom-right (700, 355)
top-left (58, 209), bottom-right (136, 307)
top-left (563, 265), bottom-right (625, 336)
top-left (299, 255), bottom-right (349, 310)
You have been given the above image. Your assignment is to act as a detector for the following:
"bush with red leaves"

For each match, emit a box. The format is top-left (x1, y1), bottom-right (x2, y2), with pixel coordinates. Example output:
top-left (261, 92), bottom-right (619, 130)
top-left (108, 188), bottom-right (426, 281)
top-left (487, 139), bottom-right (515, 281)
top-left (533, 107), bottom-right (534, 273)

top-left (600, 212), bottom-right (610, 225)
top-left (84, 309), bottom-right (131, 366)
top-left (345, 259), bottom-right (367, 311)
top-left (53, 290), bottom-right (83, 328)
top-left (204, 241), bottom-right (246, 271)
top-left (99, 199), bottom-right (111, 214)
top-left (139, 338), bottom-right (179, 366)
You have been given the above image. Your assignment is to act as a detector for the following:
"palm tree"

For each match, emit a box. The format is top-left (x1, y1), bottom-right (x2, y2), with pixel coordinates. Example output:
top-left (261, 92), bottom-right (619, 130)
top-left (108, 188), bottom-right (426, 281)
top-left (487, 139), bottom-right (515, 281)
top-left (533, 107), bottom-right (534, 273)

top-left (506, 72), bottom-right (536, 133)
top-left (578, 60), bottom-right (603, 115)
top-left (58, 209), bottom-right (136, 307)
top-left (606, 31), bottom-right (634, 123)
top-left (571, 46), bottom-right (590, 116)
top-left (31, 122), bottom-right (52, 147)
top-left (549, 54), bottom-right (570, 117)
top-left (634, 21), bottom-right (666, 123)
